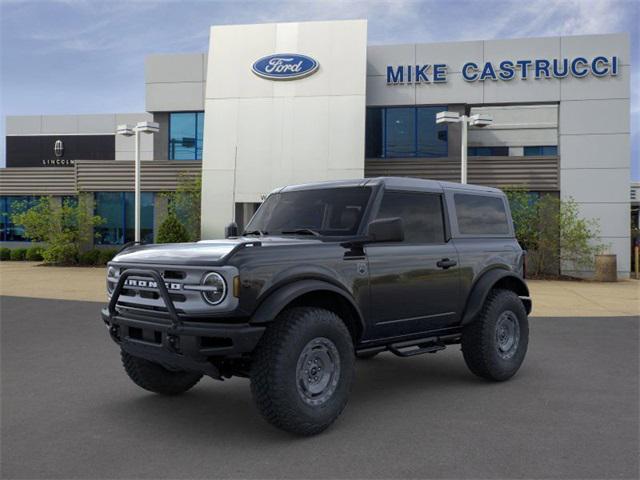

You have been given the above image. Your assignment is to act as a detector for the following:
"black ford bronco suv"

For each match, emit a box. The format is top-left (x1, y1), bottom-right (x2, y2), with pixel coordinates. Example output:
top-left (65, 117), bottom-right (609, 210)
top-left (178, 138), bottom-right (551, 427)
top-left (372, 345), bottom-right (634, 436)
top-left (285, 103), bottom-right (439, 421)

top-left (102, 177), bottom-right (531, 435)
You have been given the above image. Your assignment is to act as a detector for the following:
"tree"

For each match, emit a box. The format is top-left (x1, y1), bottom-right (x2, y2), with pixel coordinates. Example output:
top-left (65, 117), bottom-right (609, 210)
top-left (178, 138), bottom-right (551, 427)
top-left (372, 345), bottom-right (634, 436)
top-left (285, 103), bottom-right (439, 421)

top-left (157, 213), bottom-right (189, 243)
top-left (163, 173), bottom-right (201, 241)
top-left (559, 198), bottom-right (606, 271)
top-left (11, 196), bottom-right (104, 265)
top-left (504, 188), bottom-right (604, 277)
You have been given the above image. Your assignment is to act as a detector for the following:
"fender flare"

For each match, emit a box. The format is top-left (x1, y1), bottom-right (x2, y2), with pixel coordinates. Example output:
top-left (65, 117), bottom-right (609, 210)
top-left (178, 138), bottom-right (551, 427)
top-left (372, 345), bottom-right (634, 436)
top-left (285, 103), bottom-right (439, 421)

top-left (461, 269), bottom-right (531, 325)
top-left (250, 279), bottom-right (366, 333)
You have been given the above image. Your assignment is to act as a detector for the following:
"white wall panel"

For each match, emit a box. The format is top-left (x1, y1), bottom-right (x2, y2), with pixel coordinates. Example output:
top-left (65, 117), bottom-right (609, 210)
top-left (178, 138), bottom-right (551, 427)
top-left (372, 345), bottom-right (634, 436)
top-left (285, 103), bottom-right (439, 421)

top-left (560, 99), bottom-right (629, 135)
top-left (560, 134), bottom-right (629, 169)
top-left (560, 168), bottom-right (629, 203)
top-left (560, 65), bottom-right (630, 101)
top-left (6, 116), bottom-right (42, 134)
top-left (77, 114), bottom-right (116, 134)
top-left (366, 75), bottom-right (414, 106)
top-left (146, 53), bottom-right (205, 83)
top-left (483, 77), bottom-right (561, 103)
top-left (415, 41), bottom-right (483, 73)
top-left (41, 116), bottom-right (78, 134)
top-left (560, 33), bottom-right (630, 65)
top-left (146, 82), bottom-right (205, 112)
top-left (366, 44), bottom-right (415, 76)
top-left (483, 37), bottom-right (561, 64)
top-left (201, 20), bottom-right (367, 238)
top-left (415, 73), bottom-right (483, 104)
top-left (575, 203), bottom-right (629, 238)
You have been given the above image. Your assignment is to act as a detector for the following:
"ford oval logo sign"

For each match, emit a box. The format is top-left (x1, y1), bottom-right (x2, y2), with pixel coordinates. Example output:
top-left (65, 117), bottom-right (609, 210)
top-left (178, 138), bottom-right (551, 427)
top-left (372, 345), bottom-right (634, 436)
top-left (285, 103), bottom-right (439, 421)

top-left (252, 53), bottom-right (319, 80)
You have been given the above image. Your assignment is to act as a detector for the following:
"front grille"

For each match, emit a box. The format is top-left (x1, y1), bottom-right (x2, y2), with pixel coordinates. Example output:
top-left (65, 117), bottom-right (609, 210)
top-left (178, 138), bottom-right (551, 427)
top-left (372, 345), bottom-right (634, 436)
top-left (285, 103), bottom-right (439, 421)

top-left (107, 263), bottom-right (238, 316)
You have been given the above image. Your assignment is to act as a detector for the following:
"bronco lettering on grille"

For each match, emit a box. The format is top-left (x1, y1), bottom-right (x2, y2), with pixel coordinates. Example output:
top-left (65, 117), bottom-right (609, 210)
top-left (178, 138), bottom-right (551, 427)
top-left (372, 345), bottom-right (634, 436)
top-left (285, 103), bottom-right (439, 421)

top-left (123, 279), bottom-right (182, 291)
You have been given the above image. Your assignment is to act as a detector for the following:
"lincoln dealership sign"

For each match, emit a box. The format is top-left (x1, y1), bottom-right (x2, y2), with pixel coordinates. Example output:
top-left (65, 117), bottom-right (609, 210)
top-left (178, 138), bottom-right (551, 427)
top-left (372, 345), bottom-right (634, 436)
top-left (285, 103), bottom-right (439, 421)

top-left (252, 53), bottom-right (319, 80)
top-left (5, 135), bottom-right (115, 167)
top-left (386, 55), bottom-right (620, 84)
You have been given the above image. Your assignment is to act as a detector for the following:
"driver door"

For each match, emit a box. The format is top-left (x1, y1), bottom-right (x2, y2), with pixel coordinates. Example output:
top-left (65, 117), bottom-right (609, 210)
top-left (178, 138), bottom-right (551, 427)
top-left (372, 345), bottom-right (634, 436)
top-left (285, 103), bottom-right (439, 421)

top-left (365, 190), bottom-right (461, 339)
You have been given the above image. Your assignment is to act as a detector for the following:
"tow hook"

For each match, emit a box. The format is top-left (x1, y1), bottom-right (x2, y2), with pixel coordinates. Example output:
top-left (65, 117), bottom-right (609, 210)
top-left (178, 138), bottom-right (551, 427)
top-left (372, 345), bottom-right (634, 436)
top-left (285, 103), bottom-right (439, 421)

top-left (109, 325), bottom-right (120, 342)
top-left (167, 334), bottom-right (180, 353)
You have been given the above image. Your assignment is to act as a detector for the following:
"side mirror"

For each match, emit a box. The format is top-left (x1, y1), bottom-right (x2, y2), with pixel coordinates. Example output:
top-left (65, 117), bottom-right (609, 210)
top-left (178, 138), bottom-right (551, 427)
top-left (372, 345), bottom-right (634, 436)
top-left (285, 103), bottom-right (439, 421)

top-left (225, 222), bottom-right (239, 238)
top-left (366, 217), bottom-right (404, 243)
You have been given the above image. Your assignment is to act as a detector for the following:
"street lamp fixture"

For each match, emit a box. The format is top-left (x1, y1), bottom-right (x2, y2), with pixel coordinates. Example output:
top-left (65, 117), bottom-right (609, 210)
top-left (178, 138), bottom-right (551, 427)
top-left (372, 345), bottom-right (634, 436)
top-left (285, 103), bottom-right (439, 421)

top-left (116, 121), bottom-right (159, 243)
top-left (436, 111), bottom-right (493, 184)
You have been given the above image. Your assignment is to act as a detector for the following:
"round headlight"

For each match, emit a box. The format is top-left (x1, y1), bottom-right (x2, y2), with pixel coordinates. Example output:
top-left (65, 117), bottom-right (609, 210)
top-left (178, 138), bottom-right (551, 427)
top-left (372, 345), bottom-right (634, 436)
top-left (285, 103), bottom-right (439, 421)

top-left (106, 266), bottom-right (117, 294)
top-left (201, 272), bottom-right (226, 305)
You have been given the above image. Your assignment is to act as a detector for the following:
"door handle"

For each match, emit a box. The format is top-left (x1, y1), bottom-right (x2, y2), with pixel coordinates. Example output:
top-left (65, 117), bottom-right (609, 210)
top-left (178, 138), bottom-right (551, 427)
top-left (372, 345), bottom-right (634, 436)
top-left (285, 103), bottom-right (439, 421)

top-left (437, 258), bottom-right (457, 269)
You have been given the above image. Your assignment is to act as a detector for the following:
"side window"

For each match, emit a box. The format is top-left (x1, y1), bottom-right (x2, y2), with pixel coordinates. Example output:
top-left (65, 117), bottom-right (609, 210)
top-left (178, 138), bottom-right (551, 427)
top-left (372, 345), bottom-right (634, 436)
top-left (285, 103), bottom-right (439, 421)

top-left (454, 194), bottom-right (510, 235)
top-left (375, 191), bottom-right (445, 243)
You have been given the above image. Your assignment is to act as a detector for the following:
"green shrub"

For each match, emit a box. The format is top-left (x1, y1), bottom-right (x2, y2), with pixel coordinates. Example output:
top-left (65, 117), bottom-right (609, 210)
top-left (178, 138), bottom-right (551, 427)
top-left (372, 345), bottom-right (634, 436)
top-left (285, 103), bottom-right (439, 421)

top-left (505, 188), bottom-right (604, 277)
top-left (10, 248), bottom-right (27, 261)
top-left (42, 243), bottom-right (79, 265)
top-left (79, 249), bottom-right (101, 266)
top-left (25, 246), bottom-right (44, 261)
top-left (0, 248), bottom-right (10, 261)
top-left (10, 196), bottom-right (104, 265)
top-left (98, 248), bottom-right (118, 265)
top-left (162, 173), bottom-right (202, 241)
top-left (157, 213), bottom-right (189, 243)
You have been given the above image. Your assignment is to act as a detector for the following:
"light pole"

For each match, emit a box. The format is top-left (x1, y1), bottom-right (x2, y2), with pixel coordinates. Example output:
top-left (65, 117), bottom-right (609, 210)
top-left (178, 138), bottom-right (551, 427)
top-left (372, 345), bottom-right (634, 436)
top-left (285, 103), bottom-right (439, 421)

top-left (116, 121), bottom-right (159, 243)
top-left (436, 111), bottom-right (492, 184)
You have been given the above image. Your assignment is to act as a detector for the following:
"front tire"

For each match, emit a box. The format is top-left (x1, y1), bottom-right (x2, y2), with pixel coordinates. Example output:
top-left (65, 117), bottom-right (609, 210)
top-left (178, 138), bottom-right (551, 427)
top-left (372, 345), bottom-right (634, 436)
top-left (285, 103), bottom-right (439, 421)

top-left (461, 289), bottom-right (529, 381)
top-left (121, 351), bottom-right (202, 395)
top-left (250, 307), bottom-right (355, 436)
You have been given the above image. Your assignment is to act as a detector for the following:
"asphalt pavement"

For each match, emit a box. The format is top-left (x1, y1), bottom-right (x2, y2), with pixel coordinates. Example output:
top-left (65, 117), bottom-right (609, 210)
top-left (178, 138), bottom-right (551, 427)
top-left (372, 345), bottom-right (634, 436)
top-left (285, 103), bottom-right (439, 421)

top-left (1, 296), bottom-right (638, 479)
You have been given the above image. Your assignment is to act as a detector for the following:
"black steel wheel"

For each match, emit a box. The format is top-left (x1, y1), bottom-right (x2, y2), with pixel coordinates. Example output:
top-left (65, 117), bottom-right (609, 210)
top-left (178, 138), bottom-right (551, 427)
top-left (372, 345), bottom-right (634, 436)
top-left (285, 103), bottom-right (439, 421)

top-left (296, 337), bottom-right (341, 406)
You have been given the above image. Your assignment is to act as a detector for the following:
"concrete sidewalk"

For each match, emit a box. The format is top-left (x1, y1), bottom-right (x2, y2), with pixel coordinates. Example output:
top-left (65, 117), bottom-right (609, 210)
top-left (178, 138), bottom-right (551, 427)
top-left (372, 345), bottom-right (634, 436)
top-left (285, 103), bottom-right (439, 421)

top-left (0, 261), bottom-right (637, 317)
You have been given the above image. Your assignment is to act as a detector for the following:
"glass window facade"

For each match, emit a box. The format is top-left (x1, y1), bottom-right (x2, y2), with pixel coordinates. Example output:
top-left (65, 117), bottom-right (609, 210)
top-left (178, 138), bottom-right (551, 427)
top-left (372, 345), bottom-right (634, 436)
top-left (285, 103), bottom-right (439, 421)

top-left (169, 112), bottom-right (204, 160)
top-left (524, 146), bottom-right (558, 156)
top-left (0, 196), bottom-right (39, 242)
top-left (468, 146), bottom-right (509, 156)
top-left (366, 106), bottom-right (448, 158)
top-left (95, 192), bottom-right (154, 245)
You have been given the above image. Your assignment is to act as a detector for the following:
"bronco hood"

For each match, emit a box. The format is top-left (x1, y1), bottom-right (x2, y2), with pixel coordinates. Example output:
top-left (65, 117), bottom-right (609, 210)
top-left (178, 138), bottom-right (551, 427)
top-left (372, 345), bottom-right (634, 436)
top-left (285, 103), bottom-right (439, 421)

top-left (111, 236), bottom-right (322, 266)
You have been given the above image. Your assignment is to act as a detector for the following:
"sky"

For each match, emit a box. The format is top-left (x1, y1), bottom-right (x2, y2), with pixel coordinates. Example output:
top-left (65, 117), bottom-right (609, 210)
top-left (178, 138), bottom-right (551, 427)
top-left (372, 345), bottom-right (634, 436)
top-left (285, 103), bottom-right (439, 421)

top-left (1, 0), bottom-right (638, 179)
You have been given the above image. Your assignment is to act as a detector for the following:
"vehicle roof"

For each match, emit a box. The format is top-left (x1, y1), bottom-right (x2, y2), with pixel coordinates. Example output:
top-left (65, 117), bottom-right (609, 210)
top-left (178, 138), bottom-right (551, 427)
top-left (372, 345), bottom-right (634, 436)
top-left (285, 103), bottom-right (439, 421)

top-left (274, 177), bottom-right (504, 195)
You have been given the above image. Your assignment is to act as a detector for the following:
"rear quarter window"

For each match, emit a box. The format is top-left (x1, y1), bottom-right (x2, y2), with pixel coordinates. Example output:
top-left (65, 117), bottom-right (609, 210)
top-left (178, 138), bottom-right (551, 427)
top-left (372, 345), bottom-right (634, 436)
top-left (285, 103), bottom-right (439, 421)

top-left (454, 193), bottom-right (510, 235)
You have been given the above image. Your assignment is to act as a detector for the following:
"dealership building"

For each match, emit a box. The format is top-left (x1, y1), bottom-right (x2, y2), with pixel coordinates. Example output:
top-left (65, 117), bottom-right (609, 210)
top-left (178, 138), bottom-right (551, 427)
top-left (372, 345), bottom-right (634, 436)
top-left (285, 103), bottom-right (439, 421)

top-left (0, 20), bottom-right (632, 277)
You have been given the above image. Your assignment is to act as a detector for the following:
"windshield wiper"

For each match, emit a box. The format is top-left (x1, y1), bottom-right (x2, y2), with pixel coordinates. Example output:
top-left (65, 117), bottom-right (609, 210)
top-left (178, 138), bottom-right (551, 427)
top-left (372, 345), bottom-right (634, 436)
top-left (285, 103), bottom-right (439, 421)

top-left (280, 228), bottom-right (321, 237)
top-left (242, 230), bottom-right (267, 236)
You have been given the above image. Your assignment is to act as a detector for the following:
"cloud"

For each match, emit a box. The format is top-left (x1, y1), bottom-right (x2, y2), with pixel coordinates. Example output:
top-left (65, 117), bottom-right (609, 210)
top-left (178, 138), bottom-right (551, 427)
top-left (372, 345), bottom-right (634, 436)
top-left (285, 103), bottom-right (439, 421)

top-left (1, 0), bottom-right (638, 175)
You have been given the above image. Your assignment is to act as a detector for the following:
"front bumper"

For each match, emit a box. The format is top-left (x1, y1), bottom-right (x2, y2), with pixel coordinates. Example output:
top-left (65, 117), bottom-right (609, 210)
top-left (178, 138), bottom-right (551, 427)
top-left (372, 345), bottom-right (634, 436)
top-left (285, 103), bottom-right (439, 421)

top-left (102, 267), bottom-right (264, 378)
top-left (102, 309), bottom-right (265, 378)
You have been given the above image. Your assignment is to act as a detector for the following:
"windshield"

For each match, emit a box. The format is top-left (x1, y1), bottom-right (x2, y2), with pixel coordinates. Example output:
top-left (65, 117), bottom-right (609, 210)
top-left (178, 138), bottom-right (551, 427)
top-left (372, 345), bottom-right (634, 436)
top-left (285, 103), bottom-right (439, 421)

top-left (245, 187), bottom-right (372, 237)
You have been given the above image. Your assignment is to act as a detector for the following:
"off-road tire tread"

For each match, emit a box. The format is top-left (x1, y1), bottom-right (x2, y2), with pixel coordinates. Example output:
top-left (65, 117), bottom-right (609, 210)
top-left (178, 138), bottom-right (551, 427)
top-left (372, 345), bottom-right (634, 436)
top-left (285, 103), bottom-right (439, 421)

top-left (121, 350), bottom-right (202, 395)
top-left (461, 288), bottom-right (528, 381)
top-left (250, 307), bottom-right (354, 436)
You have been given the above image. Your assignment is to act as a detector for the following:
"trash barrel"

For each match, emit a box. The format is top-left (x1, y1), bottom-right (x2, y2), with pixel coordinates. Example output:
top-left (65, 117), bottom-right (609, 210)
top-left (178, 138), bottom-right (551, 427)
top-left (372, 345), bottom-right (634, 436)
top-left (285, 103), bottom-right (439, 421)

top-left (594, 254), bottom-right (617, 282)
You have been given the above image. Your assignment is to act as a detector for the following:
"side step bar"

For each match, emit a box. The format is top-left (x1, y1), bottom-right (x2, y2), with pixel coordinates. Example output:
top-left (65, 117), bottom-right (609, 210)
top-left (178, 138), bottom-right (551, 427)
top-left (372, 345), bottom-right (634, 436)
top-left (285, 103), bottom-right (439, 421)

top-left (389, 338), bottom-right (446, 357)
top-left (356, 333), bottom-right (461, 359)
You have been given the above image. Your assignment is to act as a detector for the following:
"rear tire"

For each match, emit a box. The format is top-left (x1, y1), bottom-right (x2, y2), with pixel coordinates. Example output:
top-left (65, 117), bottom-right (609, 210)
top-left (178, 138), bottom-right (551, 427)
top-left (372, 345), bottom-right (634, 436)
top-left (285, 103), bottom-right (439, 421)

top-left (461, 289), bottom-right (529, 381)
top-left (250, 307), bottom-right (355, 436)
top-left (121, 350), bottom-right (202, 395)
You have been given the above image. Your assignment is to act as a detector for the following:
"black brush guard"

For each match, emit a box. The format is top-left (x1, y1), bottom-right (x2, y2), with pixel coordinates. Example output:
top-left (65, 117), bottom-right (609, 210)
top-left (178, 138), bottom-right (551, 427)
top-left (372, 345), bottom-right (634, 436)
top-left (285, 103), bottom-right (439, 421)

top-left (103, 268), bottom-right (265, 378)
